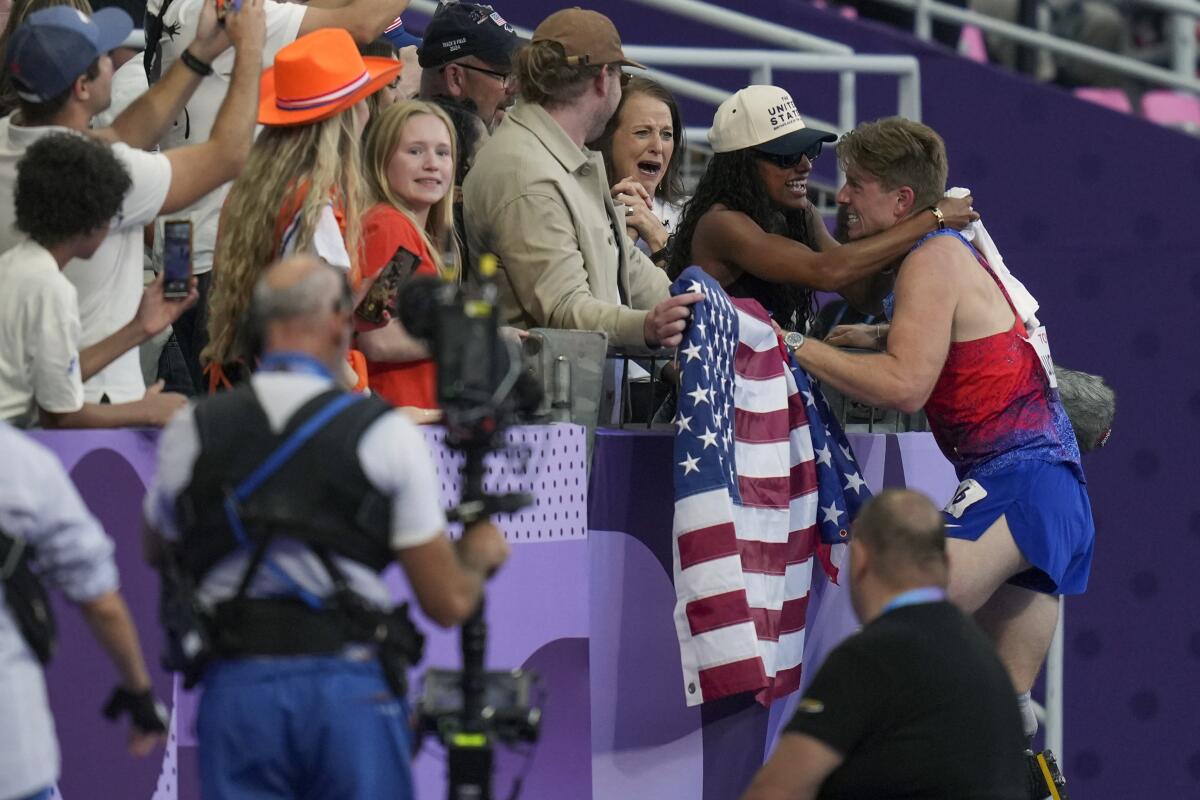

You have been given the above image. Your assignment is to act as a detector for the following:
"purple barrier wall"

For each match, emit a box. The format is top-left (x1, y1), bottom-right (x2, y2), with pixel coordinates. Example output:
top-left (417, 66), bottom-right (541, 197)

top-left (28, 425), bottom-right (593, 800)
top-left (30, 425), bottom-right (961, 799)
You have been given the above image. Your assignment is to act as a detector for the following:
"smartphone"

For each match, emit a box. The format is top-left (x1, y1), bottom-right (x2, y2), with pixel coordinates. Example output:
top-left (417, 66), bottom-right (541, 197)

top-left (356, 245), bottom-right (420, 325)
top-left (162, 220), bottom-right (193, 300)
top-left (215, 0), bottom-right (242, 21)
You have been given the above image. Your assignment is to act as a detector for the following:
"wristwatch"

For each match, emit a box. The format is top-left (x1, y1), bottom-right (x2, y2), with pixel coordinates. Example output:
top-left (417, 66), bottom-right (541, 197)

top-left (783, 331), bottom-right (806, 351)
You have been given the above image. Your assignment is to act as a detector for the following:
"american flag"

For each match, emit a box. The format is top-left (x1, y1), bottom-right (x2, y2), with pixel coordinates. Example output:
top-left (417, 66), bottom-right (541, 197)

top-left (670, 267), bottom-right (871, 707)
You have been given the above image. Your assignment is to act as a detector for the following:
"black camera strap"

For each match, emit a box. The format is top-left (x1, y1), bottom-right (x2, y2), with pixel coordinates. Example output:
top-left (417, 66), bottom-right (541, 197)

top-left (0, 527), bottom-right (57, 664)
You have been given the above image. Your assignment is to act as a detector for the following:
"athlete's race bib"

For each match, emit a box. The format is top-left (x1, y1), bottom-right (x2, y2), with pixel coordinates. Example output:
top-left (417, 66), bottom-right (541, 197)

top-left (945, 479), bottom-right (988, 519)
top-left (1026, 325), bottom-right (1058, 389)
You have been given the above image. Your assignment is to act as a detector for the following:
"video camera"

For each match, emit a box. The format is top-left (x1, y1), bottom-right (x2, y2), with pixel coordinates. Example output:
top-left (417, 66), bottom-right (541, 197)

top-left (397, 254), bottom-right (540, 452)
top-left (399, 254), bottom-right (544, 800)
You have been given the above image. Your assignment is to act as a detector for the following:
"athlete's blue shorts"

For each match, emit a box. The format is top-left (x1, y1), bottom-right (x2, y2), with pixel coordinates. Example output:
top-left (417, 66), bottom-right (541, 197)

top-left (197, 656), bottom-right (414, 800)
top-left (941, 459), bottom-right (1094, 595)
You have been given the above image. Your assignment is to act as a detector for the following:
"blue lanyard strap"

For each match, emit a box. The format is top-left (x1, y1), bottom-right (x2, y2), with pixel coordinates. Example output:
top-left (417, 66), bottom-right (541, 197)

top-left (258, 352), bottom-right (334, 380)
top-left (881, 586), bottom-right (947, 616)
top-left (223, 392), bottom-right (363, 609)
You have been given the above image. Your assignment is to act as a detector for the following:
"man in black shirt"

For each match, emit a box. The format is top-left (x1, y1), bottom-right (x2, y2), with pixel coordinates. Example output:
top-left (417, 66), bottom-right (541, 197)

top-left (741, 489), bottom-right (1026, 800)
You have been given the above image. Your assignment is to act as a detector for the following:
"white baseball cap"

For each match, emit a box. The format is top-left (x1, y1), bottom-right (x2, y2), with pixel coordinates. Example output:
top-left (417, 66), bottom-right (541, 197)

top-left (707, 85), bottom-right (837, 155)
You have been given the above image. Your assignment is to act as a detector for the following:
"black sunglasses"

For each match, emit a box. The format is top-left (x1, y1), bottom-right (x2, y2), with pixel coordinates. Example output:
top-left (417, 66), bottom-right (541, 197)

top-left (753, 142), bottom-right (823, 168)
top-left (447, 63), bottom-right (515, 88)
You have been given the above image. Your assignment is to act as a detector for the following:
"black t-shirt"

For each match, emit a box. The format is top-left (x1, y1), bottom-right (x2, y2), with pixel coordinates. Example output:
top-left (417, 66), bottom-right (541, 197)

top-left (786, 601), bottom-right (1025, 800)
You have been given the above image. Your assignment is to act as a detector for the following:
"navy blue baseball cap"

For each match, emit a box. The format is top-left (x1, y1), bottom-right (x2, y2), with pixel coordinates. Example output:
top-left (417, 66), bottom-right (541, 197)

top-left (382, 16), bottom-right (422, 50)
top-left (417, 2), bottom-right (524, 70)
top-left (5, 6), bottom-right (133, 103)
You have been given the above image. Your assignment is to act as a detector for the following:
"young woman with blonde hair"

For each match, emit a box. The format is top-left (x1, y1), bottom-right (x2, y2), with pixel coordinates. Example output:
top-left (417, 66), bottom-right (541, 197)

top-left (355, 99), bottom-right (459, 410)
top-left (203, 28), bottom-right (400, 389)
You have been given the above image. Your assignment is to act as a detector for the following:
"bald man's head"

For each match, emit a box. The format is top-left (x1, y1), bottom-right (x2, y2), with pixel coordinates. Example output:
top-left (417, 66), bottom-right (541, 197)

top-left (252, 256), bottom-right (348, 329)
top-left (852, 489), bottom-right (949, 589)
top-left (249, 255), bottom-right (353, 366)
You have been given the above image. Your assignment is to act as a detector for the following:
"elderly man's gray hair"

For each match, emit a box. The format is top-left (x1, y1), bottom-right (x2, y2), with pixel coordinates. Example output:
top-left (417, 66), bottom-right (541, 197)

top-left (250, 260), bottom-right (344, 332)
top-left (1054, 364), bottom-right (1115, 452)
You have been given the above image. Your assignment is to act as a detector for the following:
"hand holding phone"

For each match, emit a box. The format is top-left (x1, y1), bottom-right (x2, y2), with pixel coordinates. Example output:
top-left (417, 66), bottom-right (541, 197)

top-left (357, 245), bottom-right (421, 325)
top-left (162, 220), bottom-right (193, 300)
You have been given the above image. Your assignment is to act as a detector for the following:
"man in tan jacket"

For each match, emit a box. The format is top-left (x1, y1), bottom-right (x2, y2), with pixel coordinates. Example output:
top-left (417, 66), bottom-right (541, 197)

top-left (463, 7), bottom-right (701, 350)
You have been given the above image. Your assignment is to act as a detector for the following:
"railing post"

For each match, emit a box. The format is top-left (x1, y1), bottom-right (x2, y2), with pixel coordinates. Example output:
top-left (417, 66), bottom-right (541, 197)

top-left (750, 64), bottom-right (774, 86)
top-left (913, 0), bottom-right (933, 40)
top-left (897, 61), bottom-right (922, 122)
top-left (837, 70), bottom-right (855, 188)
top-left (1170, 11), bottom-right (1198, 81)
top-left (1045, 599), bottom-right (1065, 759)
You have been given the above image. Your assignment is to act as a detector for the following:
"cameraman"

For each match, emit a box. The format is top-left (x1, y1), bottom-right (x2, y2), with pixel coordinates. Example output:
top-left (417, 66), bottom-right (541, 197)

top-left (0, 422), bottom-right (167, 800)
top-left (142, 254), bottom-right (509, 799)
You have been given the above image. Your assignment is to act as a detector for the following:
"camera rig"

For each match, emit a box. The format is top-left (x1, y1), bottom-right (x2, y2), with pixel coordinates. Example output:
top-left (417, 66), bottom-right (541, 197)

top-left (400, 254), bottom-right (544, 800)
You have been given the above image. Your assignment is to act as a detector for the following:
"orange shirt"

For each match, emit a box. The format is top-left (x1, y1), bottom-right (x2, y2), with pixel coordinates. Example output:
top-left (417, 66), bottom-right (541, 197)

top-left (357, 203), bottom-right (438, 409)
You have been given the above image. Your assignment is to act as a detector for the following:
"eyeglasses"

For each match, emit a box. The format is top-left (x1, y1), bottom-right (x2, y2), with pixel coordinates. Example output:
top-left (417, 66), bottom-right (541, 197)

top-left (607, 64), bottom-right (631, 88)
top-left (449, 62), bottom-right (515, 89)
top-left (753, 142), bottom-right (823, 168)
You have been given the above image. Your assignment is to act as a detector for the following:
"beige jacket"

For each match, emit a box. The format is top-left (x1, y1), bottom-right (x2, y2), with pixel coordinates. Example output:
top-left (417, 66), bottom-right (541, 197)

top-left (463, 101), bottom-right (670, 348)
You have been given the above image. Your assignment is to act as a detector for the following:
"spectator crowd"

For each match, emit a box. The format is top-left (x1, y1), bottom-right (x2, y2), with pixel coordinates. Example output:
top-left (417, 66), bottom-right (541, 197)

top-left (0, 2), bottom-right (1091, 799)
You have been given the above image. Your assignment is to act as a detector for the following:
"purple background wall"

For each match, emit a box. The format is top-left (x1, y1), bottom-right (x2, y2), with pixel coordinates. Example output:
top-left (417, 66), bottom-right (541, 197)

top-left (414, 2), bottom-right (1200, 794)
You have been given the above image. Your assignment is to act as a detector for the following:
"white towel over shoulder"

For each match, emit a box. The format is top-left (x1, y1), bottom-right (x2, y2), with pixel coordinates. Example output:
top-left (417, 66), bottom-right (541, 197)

top-left (946, 187), bottom-right (1041, 333)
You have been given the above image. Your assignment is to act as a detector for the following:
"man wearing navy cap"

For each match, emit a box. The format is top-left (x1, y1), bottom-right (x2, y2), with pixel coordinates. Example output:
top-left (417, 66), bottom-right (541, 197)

top-left (417, 0), bottom-right (523, 131)
top-left (0, 1), bottom-right (265, 413)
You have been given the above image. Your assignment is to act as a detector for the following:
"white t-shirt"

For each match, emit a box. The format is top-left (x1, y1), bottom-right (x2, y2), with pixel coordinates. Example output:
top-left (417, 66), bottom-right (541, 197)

top-left (109, 0), bottom-right (307, 276)
top-left (0, 119), bottom-right (172, 404)
top-left (144, 371), bottom-right (446, 608)
top-left (0, 423), bottom-right (118, 799)
top-left (0, 240), bottom-right (85, 426)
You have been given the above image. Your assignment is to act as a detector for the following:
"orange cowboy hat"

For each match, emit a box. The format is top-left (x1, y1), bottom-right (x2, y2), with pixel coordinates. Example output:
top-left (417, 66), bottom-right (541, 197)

top-left (259, 28), bottom-right (402, 127)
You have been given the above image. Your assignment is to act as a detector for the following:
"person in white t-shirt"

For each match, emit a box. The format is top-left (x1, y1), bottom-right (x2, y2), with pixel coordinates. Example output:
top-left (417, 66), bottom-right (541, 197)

top-left (0, 1), bottom-right (264, 405)
top-left (108, 0), bottom-right (414, 393)
top-left (0, 133), bottom-right (196, 428)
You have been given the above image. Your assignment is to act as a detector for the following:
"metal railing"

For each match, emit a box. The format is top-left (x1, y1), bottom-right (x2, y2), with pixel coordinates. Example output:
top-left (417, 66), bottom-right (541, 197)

top-left (890, 0), bottom-right (1200, 93)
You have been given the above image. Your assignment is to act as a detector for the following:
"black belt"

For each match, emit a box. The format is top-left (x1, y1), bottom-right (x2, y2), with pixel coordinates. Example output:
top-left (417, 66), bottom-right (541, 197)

top-left (211, 597), bottom-right (362, 657)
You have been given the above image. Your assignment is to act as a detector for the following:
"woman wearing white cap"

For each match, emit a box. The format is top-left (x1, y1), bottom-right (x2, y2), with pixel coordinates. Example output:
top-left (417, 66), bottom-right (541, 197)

top-left (668, 85), bottom-right (977, 333)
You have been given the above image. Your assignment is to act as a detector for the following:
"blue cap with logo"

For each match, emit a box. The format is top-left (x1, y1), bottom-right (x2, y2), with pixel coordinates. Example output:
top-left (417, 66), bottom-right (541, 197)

top-left (382, 16), bottom-right (422, 50)
top-left (5, 6), bottom-right (133, 103)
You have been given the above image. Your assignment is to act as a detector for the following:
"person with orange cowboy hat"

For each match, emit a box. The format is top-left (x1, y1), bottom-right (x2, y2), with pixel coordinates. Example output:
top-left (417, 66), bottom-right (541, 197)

top-left (204, 27), bottom-right (400, 393)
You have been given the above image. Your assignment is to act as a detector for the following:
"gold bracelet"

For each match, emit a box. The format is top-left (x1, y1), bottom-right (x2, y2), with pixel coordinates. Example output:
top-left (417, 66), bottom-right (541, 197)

top-left (928, 205), bottom-right (946, 230)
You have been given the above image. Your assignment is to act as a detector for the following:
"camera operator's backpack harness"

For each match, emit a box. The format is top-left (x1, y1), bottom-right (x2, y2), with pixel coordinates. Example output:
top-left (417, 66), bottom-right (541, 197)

top-left (168, 367), bottom-right (422, 692)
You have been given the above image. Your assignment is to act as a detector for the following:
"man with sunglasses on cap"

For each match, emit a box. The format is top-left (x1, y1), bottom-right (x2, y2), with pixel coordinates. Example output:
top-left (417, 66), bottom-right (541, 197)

top-left (464, 7), bottom-right (703, 353)
top-left (417, 1), bottom-right (522, 132)
top-left (0, 0), bottom-right (265, 410)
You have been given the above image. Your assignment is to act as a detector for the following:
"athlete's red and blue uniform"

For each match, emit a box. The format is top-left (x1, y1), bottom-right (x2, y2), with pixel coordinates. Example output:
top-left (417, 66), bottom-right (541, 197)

top-left (900, 230), bottom-right (1094, 595)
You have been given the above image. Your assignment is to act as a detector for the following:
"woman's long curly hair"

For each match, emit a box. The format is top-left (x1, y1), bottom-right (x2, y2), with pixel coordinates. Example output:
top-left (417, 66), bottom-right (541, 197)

top-left (205, 110), bottom-right (365, 367)
top-left (667, 149), bottom-right (817, 331)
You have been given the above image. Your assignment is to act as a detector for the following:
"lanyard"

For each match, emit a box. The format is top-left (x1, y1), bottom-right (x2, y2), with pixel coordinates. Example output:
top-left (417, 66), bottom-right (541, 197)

top-left (258, 352), bottom-right (333, 381)
top-left (881, 586), bottom-right (947, 616)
